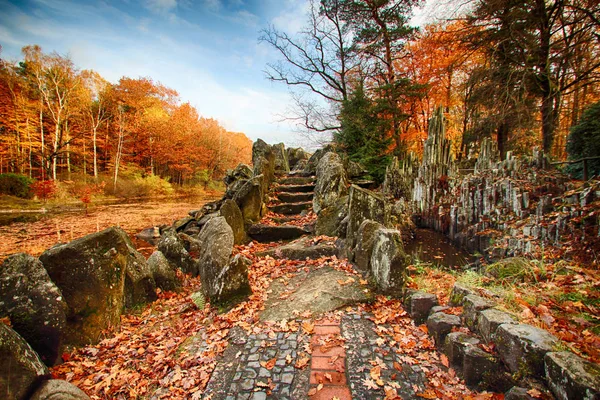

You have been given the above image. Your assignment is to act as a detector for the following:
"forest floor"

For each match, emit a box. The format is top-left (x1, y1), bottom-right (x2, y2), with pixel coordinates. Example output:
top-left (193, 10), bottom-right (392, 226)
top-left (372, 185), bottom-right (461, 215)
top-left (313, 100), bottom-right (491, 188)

top-left (0, 194), bottom-right (221, 261)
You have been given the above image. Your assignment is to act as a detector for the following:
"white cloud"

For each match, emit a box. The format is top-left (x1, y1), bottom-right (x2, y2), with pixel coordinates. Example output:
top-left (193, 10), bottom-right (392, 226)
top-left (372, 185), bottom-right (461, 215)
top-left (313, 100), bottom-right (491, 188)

top-left (144, 0), bottom-right (178, 14)
top-left (271, 0), bottom-right (310, 34)
top-left (203, 0), bottom-right (222, 12)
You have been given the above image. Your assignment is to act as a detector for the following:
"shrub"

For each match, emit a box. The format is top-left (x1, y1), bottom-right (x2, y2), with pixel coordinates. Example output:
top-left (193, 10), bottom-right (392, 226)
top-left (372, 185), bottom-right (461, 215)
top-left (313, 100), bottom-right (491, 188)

top-left (30, 180), bottom-right (57, 202)
top-left (0, 173), bottom-right (34, 198)
top-left (567, 101), bottom-right (600, 179)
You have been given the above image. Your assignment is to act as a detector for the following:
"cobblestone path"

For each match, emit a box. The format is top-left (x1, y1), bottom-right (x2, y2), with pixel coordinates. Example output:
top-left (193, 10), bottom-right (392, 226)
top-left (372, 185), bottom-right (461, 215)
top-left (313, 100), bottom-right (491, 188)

top-left (203, 173), bottom-right (472, 399)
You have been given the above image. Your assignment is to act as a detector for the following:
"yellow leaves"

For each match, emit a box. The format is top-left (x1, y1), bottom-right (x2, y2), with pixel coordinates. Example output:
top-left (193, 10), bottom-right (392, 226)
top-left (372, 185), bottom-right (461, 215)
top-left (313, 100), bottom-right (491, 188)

top-left (260, 357), bottom-right (277, 370)
top-left (440, 353), bottom-right (449, 368)
top-left (336, 277), bottom-right (355, 286)
top-left (295, 354), bottom-right (310, 369)
top-left (369, 366), bottom-right (384, 386)
top-left (308, 383), bottom-right (323, 396)
top-left (302, 320), bottom-right (315, 335)
top-left (416, 389), bottom-right (438, 399)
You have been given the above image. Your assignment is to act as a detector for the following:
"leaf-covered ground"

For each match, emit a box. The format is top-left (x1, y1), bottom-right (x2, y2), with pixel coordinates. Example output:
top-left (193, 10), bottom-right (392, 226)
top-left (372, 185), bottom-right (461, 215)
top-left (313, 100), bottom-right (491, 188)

top-left (51, 240), bottom-right (499, 399)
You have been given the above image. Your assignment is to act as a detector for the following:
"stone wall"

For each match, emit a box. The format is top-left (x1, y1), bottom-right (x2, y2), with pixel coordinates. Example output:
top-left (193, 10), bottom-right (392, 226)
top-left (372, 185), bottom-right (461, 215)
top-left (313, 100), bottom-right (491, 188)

top-left (390, 111), bottom-right (600, 262)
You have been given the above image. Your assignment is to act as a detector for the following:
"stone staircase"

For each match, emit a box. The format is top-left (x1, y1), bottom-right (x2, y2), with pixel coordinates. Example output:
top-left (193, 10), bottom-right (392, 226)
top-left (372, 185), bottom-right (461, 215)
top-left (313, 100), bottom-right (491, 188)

top-left (247, 174), bottom-right (316, 243)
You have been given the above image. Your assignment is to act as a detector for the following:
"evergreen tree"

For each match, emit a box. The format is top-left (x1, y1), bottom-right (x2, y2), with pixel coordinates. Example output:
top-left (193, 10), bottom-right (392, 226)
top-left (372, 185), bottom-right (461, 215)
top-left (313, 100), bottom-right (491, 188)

top-left (336, 85), bottom-right (392, 182)
top-left (567, 101), bottom-right (600, 179)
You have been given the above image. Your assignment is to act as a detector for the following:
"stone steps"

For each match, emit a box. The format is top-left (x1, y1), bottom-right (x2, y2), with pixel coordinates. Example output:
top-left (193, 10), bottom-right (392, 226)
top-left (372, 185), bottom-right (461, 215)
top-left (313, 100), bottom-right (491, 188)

top-left (248, 224), bottom-right (311, 243)
top-left (275, 183), bottom-right (315, 193)
top-left (269, 201), bottom-right (312, 215)
top-left (256, 237), bottom-right (338, 260)
top-left (277, 176), bottom-right (315, 186)
top-left (276, 192), bottom-right (313, 203)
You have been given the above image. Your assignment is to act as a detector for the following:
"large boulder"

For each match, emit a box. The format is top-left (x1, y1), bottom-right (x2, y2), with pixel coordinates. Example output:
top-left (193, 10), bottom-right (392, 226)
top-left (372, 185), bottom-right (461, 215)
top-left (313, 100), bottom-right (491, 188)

top-left (353, 219), bottom-right (384, 273)
top-left (545, 351), bottom-right (600, 400)
top-left (313, 152), bottom-right (348, 214)
top-left (315, 196), bottom-right (349, 237)
top-left (30, 379), bottom-right (90, 400)
top-left (0, 254), bottom-right (67, 366)
top-left (220, 199), bottom-right (247, 245)
top-left (147, 251), bottom-right (181, 292)
top-left (39, 227), bottom-right (129, 346)
top-left (197, 217), bottom-right (248, 308)
top-left (346, 185), bottom-right (390, 248)
top-left (273, 143), bottom-right (290, 173)
top-left (121, 235), bottom-right (157, 309)
top-left (224, 163), bottom-right (253, 186)
top-left (233, 176), bottom-right (264, 223)
top-left (304, 146), bottom-right (332, 175)
top-left (0, 323), bottom-right (49, 400)
top-left (253, 156), bottom-right (275, 192)
top-left (495, 323), bottom-right (559, 378)
top-left (252, 139), bottom-right (273, 165)
top-left (370, 228), bottom-right (410, 292)
top-left (287, 147), bottom-right (310, 171)
top-left (157, 229), bottom-right (197, 275)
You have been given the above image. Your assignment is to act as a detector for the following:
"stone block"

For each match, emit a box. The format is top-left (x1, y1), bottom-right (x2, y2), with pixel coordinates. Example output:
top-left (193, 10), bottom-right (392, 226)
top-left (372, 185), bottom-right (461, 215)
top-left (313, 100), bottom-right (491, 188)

top-left (463, 346), bottom-right (502, 390)
top-left (406, 291), bottom-right (438, 325)
top-left (545, 351), bottom-right (600, 400)
top-left (462, 294), bottom-right (495, 330)
top-left (449, 283), bottom-right (475, 306)
top-left (427, 312), bottom-right (461, 346)
top-left (444, 332), bottom-right (480, 367)
top-left (477, 308), bottom-right (518, 342)
top-left (504, 386), bottom-right (538, 400)
top-left (495, 323), bottom-right (558, 378)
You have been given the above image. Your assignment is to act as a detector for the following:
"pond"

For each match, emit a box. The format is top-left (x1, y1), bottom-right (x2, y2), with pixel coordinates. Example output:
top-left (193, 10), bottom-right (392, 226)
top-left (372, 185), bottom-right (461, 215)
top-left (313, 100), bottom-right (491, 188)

top-left (404, 228), bottom-right (476, 269)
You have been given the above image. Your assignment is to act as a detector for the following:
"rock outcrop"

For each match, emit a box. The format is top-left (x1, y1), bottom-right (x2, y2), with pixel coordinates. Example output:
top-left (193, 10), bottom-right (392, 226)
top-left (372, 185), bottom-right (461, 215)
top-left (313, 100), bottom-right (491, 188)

top-left (346, 185), bottom-right (389, 248)
top-left (39, 227), bottom-right (130, 346)
top-left (197, 217), bottom-right (249, 309)
top-left (353, 220), bottom-right (384, 273)
top-left (219, 199), bottom-right (247, 245)
top-left (0, 254), bottom-right (67, 366)
top-left (0, 323), bottom-right (49, 400)
top-left (30, 379), bottom-right (90, 400)
top-left (147, 251), bottom-right (181, 292)
top-left (313, 152), bottom-right (348, 215)
top-left (370, 228), bottom-right (409, 292)
top-left (157, 228), bottom-right (197, 274)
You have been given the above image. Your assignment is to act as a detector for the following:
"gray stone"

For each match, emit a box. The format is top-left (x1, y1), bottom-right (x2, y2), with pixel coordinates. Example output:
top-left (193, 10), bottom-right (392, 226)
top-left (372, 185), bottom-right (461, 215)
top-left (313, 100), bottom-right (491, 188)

top-left (429, 305), bottom-right (450, 315)
top-left (281, 373), bottom-right (294, 384)
top-left (449, 283), bottom-right (475, 306)
top-left (233, 176), bottom-right (265, 223)
top-left (256, 237), bottom-right (337, 260)
top-left (462, 345), bottom-right (502, 389)
top-left (545, 351), bottom-right (600, 400)
top-left (353, 220), bottom-right (384, 273)
top-left (315, 196), bottom-right (349, 237)
top-left (313, 152), bottom-right (348, 214)
top-left (220, 199), bottom-right (248, 245)
top-left (197, 217), bottom-right (249, 309)
top-left (224, 164), bottom-right (253, 186)
top-left (39, 227), bottom-right (129, 346)
top-left (157, 228), bottom-right (196, 275)
top-left (304, 146), bottom-right (332, 175)
top-left (147, 251), bottom-right (181, 292)
top-left (406, 291), bottom-right (439, 325)
top-left (273, 143), bottom-right (290, 173)
top-left (260, 267), bottom-right (369, 321)
top-left (346, 185), bottom-right (389, 248)
top-left (122, 235), bottom-right (157, 309)
top-left (287, 147), bottom-right (310, 171)
top-left (0, 253), bottom-right (67, 366)
top-left (427, 312), bottom-right (461, 346)
top-left (462, 294), bottom-right (495, 330)
top-left (0, 323), bottom-right (49, 400)
top-left (248, 224), bottom-right (310, 243)
top-left (30, 379), bottom-right (90, 400)
top-left (370, 228), bottom-right (410, 292)
top-left (477, 308), bottom-right (517, 342)
top-left (444, 332), bottom-right (481, 367)
top-left (495, 323), bottom-right (558, 377)
top-left (504, 386), bottom-right (538, 400)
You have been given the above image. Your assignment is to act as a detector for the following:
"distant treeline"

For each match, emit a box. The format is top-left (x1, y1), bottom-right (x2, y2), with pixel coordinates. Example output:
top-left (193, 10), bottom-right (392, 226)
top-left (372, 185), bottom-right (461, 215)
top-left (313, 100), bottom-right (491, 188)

top-left (0, 45), bottom-right (252, 187)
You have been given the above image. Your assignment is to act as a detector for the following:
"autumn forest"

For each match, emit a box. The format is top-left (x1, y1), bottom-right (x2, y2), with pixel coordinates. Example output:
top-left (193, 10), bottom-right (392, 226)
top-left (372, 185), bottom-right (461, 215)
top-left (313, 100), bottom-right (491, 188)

top-left (0, 45), bottom-right (252, 195)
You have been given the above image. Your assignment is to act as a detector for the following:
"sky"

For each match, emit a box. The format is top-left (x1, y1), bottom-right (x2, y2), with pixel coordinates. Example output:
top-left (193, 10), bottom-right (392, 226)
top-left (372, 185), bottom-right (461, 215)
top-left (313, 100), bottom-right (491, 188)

top-left (0, 0), bottom-right (439, 148)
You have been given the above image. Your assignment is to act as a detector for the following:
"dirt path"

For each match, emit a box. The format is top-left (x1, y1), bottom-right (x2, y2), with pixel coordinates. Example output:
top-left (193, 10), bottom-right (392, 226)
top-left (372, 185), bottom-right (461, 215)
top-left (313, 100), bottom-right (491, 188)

top-left (0, 196), bottom-right (220, 260)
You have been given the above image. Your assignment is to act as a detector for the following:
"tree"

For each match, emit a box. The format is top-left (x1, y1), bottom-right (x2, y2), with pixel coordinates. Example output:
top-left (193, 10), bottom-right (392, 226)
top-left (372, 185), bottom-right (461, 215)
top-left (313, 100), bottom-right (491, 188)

top-left (466, 0), bottom-right (600, 155)
top-left (260, 0), bottom-right (359, 141)
top-left (338, 0), bottom-right (423, 152)
top-left (80, 70), bottom-right (111, 180)
top-left (336, 85), bottom-right (393, 182)
top-left (566, 100), bottom-right (600, 178)
top-left (22, 46), bottom-right (81, 180)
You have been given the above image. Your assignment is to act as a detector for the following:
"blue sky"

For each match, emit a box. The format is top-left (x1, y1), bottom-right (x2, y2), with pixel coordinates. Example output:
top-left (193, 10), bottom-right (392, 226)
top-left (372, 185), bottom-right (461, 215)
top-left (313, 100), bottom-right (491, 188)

top-left (0, 0), bottom-right (437, 147)
top-left (0, 0), bottom-right (318, 146)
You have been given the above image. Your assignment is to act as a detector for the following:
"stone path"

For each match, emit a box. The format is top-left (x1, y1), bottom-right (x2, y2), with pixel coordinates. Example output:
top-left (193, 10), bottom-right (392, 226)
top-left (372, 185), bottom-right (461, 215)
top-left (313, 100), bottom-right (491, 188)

top-left (203, 173), bottom-right (469, 399)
